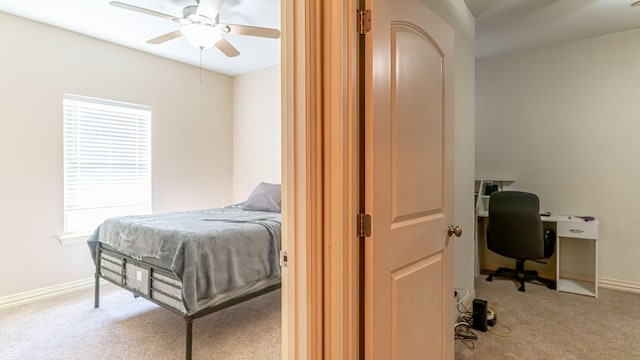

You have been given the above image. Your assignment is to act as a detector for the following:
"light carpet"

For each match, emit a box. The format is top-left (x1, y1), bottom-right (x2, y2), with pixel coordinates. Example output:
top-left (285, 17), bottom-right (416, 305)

top-left (455, 278), bottom-right (640, 360)
top-left (5, 277), bottom-right (639, 359)
top-left (0, 282), bottom-right (281, 360)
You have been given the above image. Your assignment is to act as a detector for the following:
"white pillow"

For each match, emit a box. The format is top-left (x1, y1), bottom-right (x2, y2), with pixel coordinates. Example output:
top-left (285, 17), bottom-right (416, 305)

top-left (242, 182), bottom-right (281, 213)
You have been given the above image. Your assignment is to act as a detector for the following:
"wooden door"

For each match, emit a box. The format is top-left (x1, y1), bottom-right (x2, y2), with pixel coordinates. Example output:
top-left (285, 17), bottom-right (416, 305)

top-left (364, 0), bottom-right (455, 359)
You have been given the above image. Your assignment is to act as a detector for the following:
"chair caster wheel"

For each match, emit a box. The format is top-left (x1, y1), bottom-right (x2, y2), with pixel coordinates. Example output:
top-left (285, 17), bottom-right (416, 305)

top-left (518, 286), bottom-right (525, 292)
top-left (486, 276), bottom-right (493, 282)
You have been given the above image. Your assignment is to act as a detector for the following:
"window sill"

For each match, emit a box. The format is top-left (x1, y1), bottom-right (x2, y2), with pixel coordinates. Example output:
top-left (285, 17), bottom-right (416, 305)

top-left (58, 232), bottom-right (92, 246)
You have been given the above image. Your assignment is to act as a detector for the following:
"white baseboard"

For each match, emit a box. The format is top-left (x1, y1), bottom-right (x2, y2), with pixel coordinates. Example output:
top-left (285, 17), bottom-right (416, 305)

top-left (0, 277), bottom-right (95, 310)
top-left (599, 277), bottom-right (640, 294)
top-left (57, 232), bottom-right (92, 246)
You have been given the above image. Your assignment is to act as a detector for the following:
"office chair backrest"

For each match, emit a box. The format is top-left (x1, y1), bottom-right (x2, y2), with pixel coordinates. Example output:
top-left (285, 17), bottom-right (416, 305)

top-left (486, 191), bottom-right (544, 260)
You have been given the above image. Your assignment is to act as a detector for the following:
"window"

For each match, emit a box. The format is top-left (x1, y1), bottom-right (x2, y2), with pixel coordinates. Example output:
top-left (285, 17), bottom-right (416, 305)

top-left (63, 94), bottom-right (151, 234)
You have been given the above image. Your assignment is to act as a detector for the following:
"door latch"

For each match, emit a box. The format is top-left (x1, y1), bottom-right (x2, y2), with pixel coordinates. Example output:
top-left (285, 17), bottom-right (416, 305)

top-left (280, 250), bottom-right (288, 267)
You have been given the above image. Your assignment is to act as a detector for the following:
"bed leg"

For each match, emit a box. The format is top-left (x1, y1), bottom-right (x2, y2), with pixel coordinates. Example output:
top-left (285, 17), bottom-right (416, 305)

top-left (186, 317), bottom-right (193, 360)
top-left (94, 272), bottom-right (100, 308)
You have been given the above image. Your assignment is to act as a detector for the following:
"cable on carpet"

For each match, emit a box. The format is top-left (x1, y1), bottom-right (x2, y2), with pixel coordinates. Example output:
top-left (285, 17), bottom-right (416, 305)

top-left (455, 294), bottom-right (473, 324)
top-left (454, 321), bottom-right (477, 349)
top-left (454, 290), bottom-right (477, 349)
top-left (487, 306), bottom-right (512, 337)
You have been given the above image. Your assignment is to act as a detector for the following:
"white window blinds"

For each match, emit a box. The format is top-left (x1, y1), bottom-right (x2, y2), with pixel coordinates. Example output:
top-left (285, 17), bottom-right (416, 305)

top-left (63, 94), bottom-right (151, 233)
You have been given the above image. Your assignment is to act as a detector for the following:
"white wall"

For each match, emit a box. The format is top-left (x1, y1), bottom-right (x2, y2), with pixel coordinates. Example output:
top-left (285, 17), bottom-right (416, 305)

top-left (232, 65), bottom-right (282, 202)
top-left (0, 12), bottom-right (234, 298)
top-left (423, 0), bottom-right (476, 292)
top-left (476, 29), bottom-right (640, 285)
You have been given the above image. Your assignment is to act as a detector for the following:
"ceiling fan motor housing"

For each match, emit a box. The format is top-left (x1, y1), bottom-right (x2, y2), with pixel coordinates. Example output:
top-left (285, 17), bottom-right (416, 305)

top-left (182, 4), bottom-right (219, 25)
top-left (183, 5), bottom-right (198, 18)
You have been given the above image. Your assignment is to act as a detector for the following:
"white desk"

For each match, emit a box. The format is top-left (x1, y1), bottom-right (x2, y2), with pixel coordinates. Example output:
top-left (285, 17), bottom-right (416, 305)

top-left (476, 213), bottom-right (599, 297)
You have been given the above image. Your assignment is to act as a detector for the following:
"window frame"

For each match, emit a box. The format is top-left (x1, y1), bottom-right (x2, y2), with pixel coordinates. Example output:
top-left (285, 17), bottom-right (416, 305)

top-left (62, 94), bottom-right (152, 237)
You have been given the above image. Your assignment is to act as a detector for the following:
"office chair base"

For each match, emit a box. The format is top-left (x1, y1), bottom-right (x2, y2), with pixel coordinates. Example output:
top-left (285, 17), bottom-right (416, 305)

top-left (486, 260), bottom-right (556, 292)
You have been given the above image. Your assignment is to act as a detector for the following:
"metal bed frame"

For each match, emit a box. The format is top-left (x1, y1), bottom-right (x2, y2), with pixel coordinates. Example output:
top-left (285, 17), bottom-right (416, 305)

top-left (93, 242), bottom-right (281, 360)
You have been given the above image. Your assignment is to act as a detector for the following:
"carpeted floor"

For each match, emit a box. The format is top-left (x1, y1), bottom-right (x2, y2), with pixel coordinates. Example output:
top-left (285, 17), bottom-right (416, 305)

top-left (3, 278), bottom-right (640, 359)
top-left (455, 278), bottom-right (640, 360)
top-left (0, 283), bottom-right (281, 360)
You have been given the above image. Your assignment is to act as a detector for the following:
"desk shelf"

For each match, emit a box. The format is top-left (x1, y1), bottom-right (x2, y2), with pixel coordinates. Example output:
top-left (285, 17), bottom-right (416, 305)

top-left (555, 218), bottom-right (598, 298)
top-left (557, 279), bottom-right (596, 297)
top-left (475, 179), bottom-right (517, 214)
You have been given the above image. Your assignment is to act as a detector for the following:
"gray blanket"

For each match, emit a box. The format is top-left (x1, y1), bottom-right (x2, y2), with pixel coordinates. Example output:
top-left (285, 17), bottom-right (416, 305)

top-left (87, 207), bottom-right (281, 315)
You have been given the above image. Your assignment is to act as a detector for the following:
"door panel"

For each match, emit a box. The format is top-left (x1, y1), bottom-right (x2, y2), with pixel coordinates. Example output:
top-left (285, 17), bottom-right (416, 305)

top-left (392, 254), bottom-right (443, 359)
top-left (365, 0), bottom-right (454, 359)
top-left (391, 24), bottom-right (444, 222)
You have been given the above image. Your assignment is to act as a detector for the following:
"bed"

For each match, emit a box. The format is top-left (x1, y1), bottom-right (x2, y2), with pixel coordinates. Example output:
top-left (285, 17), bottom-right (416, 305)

top-left (87, 183), bottom-right (282, 360)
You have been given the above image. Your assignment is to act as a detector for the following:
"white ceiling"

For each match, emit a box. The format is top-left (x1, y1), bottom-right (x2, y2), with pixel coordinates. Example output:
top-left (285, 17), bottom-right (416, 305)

top-left (466, 0), bottom-right (640, 59)
top-left (0, 0), bottom-right (280, 76)
top-left (2, 0), bottom-right (639, 74)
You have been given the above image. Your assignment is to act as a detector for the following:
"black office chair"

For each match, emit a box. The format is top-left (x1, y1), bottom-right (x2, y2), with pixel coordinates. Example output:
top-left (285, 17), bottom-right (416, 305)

top-left (485, 191), bottom-right (556, 292)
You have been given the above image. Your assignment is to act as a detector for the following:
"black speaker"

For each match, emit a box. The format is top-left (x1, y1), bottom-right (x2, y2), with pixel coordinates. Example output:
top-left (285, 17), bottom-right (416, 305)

top-left (484, 184), bottom-right (499, 196)
top-left (544, 229), bottom-right (556, 258)
top-left (472, 298), bottom-right (488, 332)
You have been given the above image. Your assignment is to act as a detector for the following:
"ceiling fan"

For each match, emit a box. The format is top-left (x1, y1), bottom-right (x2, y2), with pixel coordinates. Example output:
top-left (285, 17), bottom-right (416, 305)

top-left (110, 0), bottom-right (280, 57)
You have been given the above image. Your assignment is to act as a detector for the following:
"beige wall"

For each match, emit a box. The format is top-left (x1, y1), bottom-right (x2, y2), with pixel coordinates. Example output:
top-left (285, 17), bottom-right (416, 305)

top-left (232, 65), bottom-right (282, 202)
top-left (0, 12), bottom-right (234, 297)
top-left (476, 29), bottom-right (640, 286)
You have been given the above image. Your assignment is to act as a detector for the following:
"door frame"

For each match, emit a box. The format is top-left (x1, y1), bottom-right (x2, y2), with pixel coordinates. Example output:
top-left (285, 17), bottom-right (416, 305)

top-left (282, 0), bottom-right (361, 358)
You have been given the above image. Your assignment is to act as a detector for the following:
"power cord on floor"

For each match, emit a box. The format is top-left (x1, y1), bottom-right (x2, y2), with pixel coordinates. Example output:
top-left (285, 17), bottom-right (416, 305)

top-left (486, 306), bottom-right (512, 337)
top-left (454, 321), bottom-right (477, 349)
top-left (454, 296), bottom-right (513, 350)
top-left (454, 290), bottom-right (477, 349)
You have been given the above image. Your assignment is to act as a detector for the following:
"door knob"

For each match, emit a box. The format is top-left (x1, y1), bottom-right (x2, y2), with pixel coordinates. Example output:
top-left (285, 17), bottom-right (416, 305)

top-left (448, 225), bottom-right (462, 237)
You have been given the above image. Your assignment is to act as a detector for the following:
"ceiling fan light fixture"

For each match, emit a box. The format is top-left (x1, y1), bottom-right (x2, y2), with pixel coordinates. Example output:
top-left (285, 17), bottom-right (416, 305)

top-left (180, 23), bottom-right (221, 49)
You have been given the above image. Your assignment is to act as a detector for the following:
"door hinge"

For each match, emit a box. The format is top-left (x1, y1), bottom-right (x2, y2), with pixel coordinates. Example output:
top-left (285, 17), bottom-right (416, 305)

top-left (357, 212), bottom-right (372, 238)
top-left (357, 9), bottom-right (371, 35)
top-left (279, 250), bottom-right (288, 267)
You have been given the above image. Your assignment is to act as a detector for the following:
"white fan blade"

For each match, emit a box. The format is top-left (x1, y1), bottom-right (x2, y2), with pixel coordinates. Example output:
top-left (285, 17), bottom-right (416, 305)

top-left (215, 38), bottom-right (240, 57)
top-left (110, 1), bottom-right (178, 21)
top-left (220, 24), bottom-right (281, 39)
top-left (196, 0), bottom-right (224, 20)
top-left (146, 30), bottom-right (183, 45)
